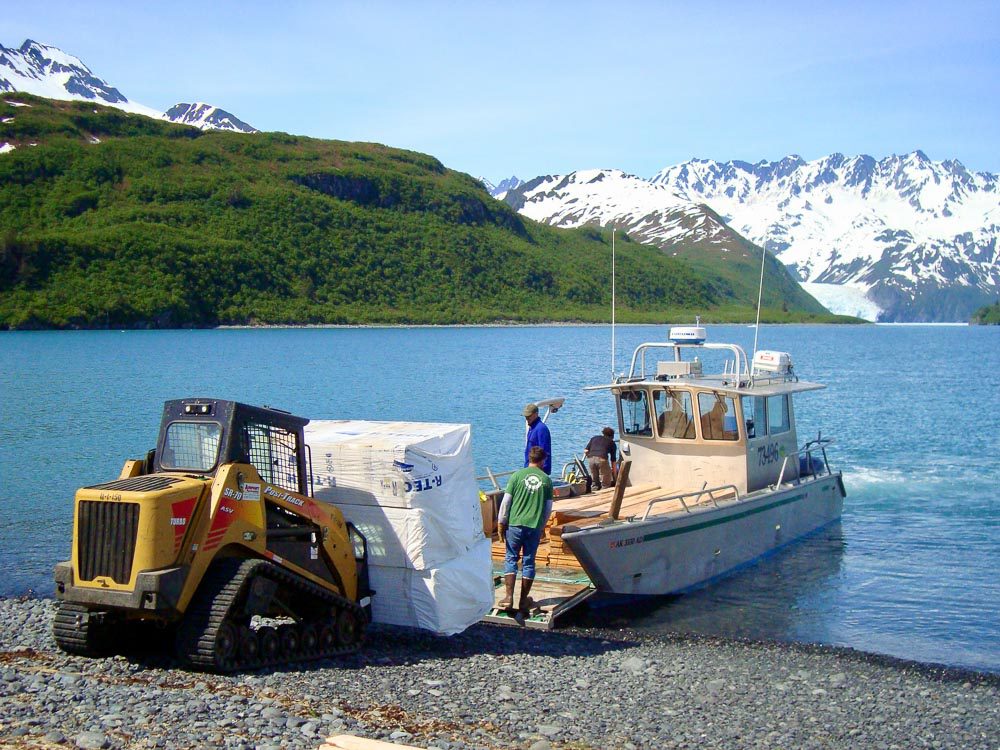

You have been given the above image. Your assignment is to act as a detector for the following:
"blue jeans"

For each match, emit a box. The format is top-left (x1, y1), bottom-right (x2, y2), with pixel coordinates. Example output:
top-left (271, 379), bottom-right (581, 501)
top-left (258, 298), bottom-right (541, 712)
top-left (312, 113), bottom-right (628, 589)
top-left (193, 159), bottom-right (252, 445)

top-left (503, 525), bottom-right (542, 579)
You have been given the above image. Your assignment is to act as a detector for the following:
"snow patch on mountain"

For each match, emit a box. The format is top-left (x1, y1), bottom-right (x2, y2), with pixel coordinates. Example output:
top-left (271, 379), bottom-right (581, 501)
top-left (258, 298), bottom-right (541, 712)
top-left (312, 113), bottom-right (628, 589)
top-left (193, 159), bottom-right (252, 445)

top-left (1, 39), bottom-right (162, 118)
top-left (164, 103), bottom-right (258, 133)
top-left (481, 175), bottom-right (524, 199)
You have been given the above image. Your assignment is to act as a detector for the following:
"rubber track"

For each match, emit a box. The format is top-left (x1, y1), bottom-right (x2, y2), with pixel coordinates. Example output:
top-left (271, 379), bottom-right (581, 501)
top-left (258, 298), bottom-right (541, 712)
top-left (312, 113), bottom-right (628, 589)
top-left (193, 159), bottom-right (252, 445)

top-left (176, 557), bottom-right (365, 672)
top-left (53, 602), bottom-right (113, 656)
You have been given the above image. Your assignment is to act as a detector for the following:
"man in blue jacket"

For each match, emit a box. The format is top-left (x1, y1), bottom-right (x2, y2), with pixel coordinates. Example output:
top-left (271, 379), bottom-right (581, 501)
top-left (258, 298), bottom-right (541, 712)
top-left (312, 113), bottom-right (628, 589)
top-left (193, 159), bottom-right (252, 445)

top-left (523, 403), bottom-right (552, 474)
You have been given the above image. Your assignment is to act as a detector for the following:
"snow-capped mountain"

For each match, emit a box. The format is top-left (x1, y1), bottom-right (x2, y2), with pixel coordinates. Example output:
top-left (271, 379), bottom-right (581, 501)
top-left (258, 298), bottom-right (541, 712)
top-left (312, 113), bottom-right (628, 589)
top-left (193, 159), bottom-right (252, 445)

top-left (1, 39), bottom-right (256, 133)
top-left (504, 154), bottom-right (999, 321)
top-left (0, 39), bottom-right (161, 118)
top-left (481, 175), bottom-right (524, 198)
top-left (164, 103), bottom-right (257, 133)
top-left (505, 168), bottom-right (827, 315)
top-left (650, 153), bottom-right (999, 322)
top-left (509, 169), bottom-right (736, 249)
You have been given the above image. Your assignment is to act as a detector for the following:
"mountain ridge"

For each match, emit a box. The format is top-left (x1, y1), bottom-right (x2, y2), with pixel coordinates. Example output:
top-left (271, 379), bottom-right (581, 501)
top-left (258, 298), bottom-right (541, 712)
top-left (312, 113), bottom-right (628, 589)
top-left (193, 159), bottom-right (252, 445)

top-left (0, 39), bottom-right (256, 133)
top-left (650, 151), bottom-right (998, 321)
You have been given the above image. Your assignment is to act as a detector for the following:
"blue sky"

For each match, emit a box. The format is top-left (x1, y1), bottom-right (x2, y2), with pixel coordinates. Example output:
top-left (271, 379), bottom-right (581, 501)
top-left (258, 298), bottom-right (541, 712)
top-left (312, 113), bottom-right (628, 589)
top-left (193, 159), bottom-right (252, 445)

top-left (5, 0), bottom-right (999, 180)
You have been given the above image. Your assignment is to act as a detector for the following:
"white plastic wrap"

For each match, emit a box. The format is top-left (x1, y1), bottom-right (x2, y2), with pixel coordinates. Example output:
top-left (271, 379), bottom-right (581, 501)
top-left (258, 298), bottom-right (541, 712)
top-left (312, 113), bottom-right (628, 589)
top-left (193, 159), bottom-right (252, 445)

top-left (305, 420), bottom-right (492, 635)
top-left (367, 538), bottom-right (494, 635)
top-left (307, 420), bottom-right (484, 568)
top-left (340, 503), bottom-right (481, 570)
top-left (307, 420), bottom-right (473, 506)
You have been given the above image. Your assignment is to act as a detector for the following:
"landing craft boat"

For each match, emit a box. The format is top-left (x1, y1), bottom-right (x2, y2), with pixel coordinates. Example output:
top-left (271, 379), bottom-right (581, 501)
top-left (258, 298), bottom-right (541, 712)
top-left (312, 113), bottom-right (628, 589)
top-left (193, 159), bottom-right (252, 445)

top-left (483, 325), bottom-right (846, 628)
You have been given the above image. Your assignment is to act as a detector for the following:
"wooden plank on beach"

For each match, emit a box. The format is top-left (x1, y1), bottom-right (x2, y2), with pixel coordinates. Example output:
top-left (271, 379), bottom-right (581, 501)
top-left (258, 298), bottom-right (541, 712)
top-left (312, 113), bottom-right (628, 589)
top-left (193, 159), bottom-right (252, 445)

top-left (319, 735), bottom-right (425, 750)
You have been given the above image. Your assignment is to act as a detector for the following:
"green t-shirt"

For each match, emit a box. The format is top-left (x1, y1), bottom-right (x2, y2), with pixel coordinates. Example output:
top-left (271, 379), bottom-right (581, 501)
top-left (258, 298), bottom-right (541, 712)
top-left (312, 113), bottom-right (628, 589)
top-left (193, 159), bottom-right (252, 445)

top-left (504, 466), bottom-right (554, 529)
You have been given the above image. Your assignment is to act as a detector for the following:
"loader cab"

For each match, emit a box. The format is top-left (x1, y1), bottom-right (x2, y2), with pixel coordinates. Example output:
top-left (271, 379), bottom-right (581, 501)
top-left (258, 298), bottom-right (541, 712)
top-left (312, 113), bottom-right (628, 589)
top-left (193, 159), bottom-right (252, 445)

top-left (155, 399), bottom-right (310, 495)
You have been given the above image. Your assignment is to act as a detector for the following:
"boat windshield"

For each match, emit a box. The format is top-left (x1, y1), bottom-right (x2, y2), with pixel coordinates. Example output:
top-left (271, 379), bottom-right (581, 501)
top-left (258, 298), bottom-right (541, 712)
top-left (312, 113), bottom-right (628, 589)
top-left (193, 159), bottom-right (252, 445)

top-left (619, 390), bottom-right (652, 437)
top-left (698, 393), bottom-right (739, 441)
top-left (653, 389), bottom-right (696, 439)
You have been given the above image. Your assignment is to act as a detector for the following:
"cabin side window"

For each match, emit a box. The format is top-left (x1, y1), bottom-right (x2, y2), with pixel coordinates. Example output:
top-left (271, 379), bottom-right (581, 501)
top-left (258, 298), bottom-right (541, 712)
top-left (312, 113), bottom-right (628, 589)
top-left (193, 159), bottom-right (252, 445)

top-left (741, 395), bottom-right (766, 439)
top-left (653, 389), bottom-right (696, 439)
top-left (619, 390), bottom-right (653, 438)
top-left (698, 393), bottom-right (739, 441)
top-left (767, 394), bottom-right (790, 435)
top-left (242, 421), bottom-right (302, 492)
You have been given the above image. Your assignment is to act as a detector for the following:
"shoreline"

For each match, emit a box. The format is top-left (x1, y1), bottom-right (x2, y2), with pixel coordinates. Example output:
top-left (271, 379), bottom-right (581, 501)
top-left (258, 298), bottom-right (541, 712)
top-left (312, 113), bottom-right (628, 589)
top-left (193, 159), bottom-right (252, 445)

top-left (1, 598), bottom-right (996, 750)
top-left (5, 319), bottom-right (990, 333)
top-left (9, 320), bottom-right (976, 335)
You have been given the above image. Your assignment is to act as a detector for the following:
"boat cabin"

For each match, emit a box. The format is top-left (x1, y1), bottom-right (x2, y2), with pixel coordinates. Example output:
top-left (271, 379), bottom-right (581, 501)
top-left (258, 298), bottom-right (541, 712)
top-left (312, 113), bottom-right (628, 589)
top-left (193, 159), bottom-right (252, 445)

top-left (591, 327), bottom-right (824, 497)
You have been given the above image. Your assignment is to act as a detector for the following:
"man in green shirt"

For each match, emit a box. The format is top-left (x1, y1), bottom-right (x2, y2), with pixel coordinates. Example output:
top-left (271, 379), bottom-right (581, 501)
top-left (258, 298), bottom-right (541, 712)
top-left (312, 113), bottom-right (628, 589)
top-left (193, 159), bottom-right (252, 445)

top-left (497, 446), bottom-right (554, 613)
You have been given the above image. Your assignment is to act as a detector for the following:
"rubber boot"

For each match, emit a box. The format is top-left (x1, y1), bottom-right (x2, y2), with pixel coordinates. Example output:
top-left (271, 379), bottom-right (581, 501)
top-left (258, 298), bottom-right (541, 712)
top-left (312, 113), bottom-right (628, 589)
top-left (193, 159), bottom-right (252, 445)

top-left (498, 574), bottom-right (516, 609)
top-left (518, 577), bottom-right (535, 614)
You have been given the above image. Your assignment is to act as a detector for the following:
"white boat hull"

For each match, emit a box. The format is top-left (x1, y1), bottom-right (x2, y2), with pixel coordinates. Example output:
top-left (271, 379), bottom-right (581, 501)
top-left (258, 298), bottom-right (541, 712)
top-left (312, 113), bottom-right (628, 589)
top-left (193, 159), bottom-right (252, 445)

top-left (561, 473), bottom-right (845, 596)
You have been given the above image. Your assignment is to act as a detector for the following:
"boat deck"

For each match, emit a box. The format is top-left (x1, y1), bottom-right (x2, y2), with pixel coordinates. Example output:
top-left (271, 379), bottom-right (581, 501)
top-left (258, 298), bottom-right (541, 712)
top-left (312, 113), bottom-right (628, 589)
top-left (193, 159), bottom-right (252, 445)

top-left (488, 481), bottom-right (733, 560)
top-left (484, 479), bottom-right (735, 627)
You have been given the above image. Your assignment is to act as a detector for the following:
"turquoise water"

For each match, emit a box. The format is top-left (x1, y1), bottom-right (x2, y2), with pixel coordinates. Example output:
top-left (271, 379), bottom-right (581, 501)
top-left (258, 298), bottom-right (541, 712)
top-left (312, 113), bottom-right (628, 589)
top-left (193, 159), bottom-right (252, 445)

top-left (1, 324), bottom-right (998, 672)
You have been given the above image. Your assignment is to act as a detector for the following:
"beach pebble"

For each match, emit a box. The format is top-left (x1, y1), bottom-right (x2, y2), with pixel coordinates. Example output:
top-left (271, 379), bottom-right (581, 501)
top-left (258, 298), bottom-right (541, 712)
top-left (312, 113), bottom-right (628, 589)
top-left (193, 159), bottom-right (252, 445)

top-left (74, 732), bottom-right (109, 749)
top-left (0, 598), bottom-right (996, 750)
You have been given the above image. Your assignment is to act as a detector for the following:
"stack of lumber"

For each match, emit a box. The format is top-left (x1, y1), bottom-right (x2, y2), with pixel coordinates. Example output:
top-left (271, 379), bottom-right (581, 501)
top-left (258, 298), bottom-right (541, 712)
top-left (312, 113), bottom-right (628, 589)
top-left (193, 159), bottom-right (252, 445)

top-left (490, 483), bottom-right (687, 570)
top-left (490, 533), bottom-right (584, 570)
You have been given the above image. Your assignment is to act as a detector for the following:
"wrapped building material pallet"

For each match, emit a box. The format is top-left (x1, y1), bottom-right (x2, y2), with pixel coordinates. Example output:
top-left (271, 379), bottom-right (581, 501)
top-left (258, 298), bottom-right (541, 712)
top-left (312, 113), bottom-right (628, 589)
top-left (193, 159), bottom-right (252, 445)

top-left (366, 537), bottom-right (493, 635)
top-left (307, 420), bottom-right (484, 552)
top-left (305, 420), bottom-right (492, 635)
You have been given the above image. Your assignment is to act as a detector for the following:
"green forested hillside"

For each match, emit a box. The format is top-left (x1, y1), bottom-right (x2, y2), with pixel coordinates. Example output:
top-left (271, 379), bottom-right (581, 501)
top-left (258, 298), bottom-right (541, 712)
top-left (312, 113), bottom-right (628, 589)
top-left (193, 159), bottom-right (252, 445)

top-left (0, 94), bottom-right (844, 329)
top-left (970, 301), bottom-right (1000, 324)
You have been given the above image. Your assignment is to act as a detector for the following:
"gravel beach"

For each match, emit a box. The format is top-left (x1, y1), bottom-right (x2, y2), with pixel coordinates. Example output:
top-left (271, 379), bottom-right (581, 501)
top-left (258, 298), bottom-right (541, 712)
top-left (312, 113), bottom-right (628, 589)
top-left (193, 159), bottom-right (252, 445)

top-left (1, 597), bottom-right (997, 750)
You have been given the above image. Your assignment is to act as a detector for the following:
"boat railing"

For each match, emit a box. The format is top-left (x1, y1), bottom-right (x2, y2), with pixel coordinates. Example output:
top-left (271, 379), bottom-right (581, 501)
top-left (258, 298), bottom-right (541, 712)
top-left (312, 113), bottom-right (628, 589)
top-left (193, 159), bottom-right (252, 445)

top-left (641, 483), bottom-right (742, 520)
top-left (478, 467), bottom-right (515, 491)
top-left (773, 436), bottom-right (835, 488)
top-left (478, 457), bottom-right (583, 491)
top-left (626, 341), bottom-right (751, 385)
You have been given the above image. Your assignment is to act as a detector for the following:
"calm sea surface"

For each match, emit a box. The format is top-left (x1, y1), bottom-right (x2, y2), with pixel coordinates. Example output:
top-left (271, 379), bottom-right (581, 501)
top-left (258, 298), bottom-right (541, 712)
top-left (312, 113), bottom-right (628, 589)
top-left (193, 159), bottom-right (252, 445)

top-left (1, 324), bottom-right (997, 673)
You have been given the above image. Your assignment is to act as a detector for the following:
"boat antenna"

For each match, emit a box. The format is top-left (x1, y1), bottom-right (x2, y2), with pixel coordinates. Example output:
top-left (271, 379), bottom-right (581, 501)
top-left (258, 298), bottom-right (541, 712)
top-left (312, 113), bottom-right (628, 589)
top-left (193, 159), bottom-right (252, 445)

top-left (751, 241), bottom-right (767, 361)
top-left (611, 226), bottom-right (616, 379)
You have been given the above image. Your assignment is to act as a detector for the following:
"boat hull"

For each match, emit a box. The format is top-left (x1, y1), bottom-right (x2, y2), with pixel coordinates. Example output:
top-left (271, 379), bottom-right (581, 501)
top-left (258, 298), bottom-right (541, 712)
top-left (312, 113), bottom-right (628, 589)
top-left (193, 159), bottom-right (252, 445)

top-left (561, 473), bottom-right (845, 596)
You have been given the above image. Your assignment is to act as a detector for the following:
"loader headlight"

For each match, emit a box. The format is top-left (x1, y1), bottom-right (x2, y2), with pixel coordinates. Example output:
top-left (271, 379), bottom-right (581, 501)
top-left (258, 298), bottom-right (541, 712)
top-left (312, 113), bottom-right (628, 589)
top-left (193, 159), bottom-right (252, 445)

top-left (184, 403), bottom-right (213, 415)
